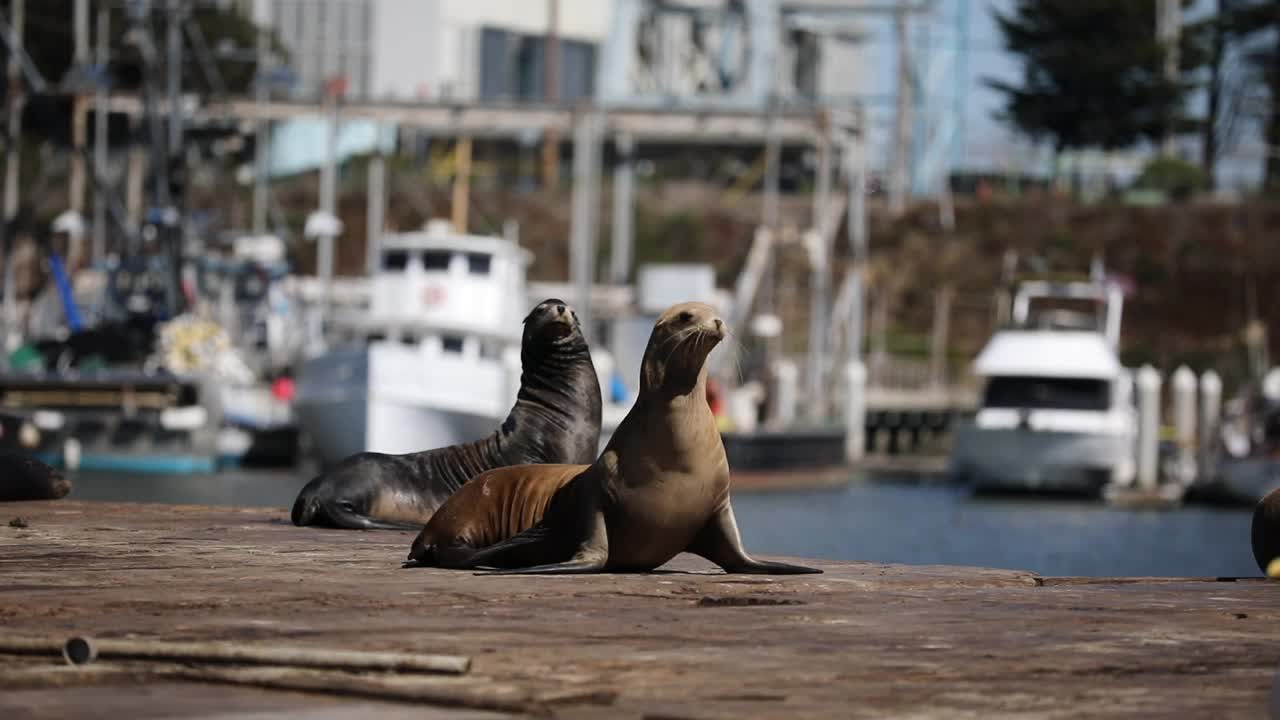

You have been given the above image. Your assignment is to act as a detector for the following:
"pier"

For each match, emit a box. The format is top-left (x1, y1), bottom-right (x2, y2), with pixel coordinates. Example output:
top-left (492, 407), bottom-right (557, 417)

top-left (2, 501), bottom-right (1277, 718)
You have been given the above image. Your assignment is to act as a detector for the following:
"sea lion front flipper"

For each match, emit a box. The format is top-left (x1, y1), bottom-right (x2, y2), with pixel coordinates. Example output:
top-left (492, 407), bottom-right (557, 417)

top-left (687, 503), bottom-right (824, 575)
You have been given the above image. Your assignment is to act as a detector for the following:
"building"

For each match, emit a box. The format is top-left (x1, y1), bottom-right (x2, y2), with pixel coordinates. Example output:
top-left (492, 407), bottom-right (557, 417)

top-left (243, 0), bottom-right (609, 102)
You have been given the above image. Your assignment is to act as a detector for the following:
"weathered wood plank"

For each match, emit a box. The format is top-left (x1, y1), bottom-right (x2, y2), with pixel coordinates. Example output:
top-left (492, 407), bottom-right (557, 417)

top-left (1, 501), bottom-right (1277, 719)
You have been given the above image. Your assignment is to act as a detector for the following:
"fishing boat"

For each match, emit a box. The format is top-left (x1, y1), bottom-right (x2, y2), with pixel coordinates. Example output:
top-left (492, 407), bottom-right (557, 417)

top-left (949, 280), bottom-right (1138, 496)
top-left (1212, 369), bottom-right (1280, 504)
top-left (292, 221), bottom-right (627, 467)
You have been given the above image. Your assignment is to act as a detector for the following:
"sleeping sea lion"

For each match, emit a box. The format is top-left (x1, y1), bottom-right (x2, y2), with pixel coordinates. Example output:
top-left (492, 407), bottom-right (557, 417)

top-left (290, 299), bottom-right (601, 530)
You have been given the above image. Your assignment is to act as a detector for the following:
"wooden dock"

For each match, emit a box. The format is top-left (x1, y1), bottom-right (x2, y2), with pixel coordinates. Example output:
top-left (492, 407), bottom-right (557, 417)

top-left (2, 501), bottom-right (1278, 718)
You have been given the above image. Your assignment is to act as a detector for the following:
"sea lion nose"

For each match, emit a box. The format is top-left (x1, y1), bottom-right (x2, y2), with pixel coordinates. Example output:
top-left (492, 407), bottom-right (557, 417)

top-left (714, 318), bottom-right (723, 332)
top-left (556, 304), bottom-right (566, 315)
top-left (291, 494), bottom-right (318, 526)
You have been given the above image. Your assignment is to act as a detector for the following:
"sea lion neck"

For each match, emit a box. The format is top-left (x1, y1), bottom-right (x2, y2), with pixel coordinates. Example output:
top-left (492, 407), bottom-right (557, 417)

top-left (497, 329), bottom-right (602, 460)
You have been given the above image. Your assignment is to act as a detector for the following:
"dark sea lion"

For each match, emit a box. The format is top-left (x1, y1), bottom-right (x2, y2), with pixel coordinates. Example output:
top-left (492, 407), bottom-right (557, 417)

top-left (290, 299), bottom-right (602, 530)
top-left (453, 301), bottom-right (822, 574)
top-left (1252, 487), bottom-right (1280, 577)
top-left (0, 452), bottom-right (71, 502)
top-left (405, 463), bottom-right (587, 567)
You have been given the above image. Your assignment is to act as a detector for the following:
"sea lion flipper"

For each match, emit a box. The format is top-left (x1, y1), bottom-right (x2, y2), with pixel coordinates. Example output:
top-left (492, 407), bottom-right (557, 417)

top-left (687, 503), bottom-right (824, 575)
top-left (477, 554), bottom-right (607, 575)
top-left (470, 504), bottom-right (609, 573)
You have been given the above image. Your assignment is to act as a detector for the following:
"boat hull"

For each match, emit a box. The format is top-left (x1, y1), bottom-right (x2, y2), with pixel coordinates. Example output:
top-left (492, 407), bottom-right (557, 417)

top-left (1215, 456), bottom-right (1280, 505)
top-left (293, 345), bottom-right (510, 467)
top-left (950, 422), bottom-right (1136, 495)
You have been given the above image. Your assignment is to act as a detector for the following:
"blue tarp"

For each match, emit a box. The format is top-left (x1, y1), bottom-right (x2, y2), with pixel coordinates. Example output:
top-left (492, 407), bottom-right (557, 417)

top-left (267, 118), bottom-right (397, 178)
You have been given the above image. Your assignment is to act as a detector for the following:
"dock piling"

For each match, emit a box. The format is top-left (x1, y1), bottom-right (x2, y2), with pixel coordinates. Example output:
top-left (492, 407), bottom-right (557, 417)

top-left (771, 359), bottom-right (798, 429)
top-left (1136, 365), bottom-right (1162, 490)
top-left (1171, 365), bottom-right (1197, 486)
top-left (1198, 369), bottom-right (1222, 482)
top-left (844, 360), bottom-right (867, 463)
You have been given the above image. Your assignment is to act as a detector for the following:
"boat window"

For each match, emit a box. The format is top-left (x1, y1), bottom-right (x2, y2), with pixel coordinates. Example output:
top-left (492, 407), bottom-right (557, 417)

top-left (383, 250), bottom-right (410, 271)
top-left (365, 332), bottom-right (385, 345)
top-left (466, 252), bottom-right (492, 275)
top-left (441, 335), bottom-right (464, 354)
top-left (422, 251), bottom-right (451, 271)
top-left (401, 333), bottom-right (419, 347)
top-left (983, 376), bottom-right (1110, 412)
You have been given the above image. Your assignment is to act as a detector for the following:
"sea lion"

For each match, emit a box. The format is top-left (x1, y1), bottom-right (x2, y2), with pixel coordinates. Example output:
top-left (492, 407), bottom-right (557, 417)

top-left (405, 463), bottom-right (587, 567)
top-left (1252, 487), bottom-right (1280, 577)
top-left (452, 301), bottom-right (822, 574)
top-left (290, 299), bottom-right (602, 530)
top-left (0, 452), bottom-right (71, 502)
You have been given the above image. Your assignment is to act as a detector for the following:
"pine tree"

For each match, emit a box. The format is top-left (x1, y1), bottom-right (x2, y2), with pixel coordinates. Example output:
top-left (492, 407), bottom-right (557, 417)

top-left (987, 1), bottom-right (1200, 154)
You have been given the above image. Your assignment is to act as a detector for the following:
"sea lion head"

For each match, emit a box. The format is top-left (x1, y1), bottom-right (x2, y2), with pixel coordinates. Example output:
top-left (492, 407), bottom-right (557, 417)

top-left (640, 301), bottom-right (726, 394)
top-left (522, 298), bottom-right (583, 348)
top-left (1253, 487), bottom-right (1280, 576)
top-left (290, 454), bottom-right (429, 530)
top-left (0, 452), bottom-right (70, 502)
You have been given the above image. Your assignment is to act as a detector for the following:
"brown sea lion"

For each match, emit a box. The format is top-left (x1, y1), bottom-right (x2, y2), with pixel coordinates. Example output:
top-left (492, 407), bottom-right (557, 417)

top-left (405, 463), bottom-right (587, 567)
top-left (448, 301), bottom-right (822, 575)
top-left (290, 299), bottom-right (602, 530)
top-left (0, 452), bottom-right (71, 502)
top-left (1252, 487), bottom-right (1280, 577)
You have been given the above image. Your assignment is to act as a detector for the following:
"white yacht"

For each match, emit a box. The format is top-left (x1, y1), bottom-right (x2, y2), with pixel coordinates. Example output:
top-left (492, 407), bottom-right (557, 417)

top-left (949, 280), bottom-right (1138, 495)
top-left (293, 222), bottom-right (535, 465)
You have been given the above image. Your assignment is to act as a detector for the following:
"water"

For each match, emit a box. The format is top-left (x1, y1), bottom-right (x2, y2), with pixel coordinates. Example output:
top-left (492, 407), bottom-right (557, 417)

top-left (59, 468), bottom-right (1259, 578)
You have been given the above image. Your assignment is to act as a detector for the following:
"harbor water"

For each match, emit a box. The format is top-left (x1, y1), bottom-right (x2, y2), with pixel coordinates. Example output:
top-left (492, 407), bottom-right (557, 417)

top-left (56, 468), bottom-right (1259, 578)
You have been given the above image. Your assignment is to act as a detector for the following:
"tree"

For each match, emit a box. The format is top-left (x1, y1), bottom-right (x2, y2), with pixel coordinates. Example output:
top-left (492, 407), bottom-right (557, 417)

top-left (1192, 0), bottom-right (1234, 188)
top-left (1222, 0), bottom-right (1280, 190)
top-left (987, 1), bottom-right (1202, 154)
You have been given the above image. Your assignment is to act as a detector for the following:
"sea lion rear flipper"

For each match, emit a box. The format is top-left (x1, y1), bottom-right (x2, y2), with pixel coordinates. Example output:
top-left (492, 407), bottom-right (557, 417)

top-left (470, 508), bottom-right (609, 574)
top-left (687, 503), bottom-right (824, 575)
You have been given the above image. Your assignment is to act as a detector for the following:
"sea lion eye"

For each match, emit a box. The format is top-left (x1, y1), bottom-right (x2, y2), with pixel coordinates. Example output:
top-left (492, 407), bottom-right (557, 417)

top-left (678, 311), bottom-right (693, 323)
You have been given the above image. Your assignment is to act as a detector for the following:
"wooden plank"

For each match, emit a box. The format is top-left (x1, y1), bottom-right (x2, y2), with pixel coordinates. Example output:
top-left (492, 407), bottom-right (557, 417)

top-left (1, 501), bottom-right (1277, 718)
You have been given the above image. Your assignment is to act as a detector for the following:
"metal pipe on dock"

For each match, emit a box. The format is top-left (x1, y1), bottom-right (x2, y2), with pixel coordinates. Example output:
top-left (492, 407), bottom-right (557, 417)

top-left (1136, 365), bottom-right (1162, 490)
top-left (0, 635), bottom-right (471, 675)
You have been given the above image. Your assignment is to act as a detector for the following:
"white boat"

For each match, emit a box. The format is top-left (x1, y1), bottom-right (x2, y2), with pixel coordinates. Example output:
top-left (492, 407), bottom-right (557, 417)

top-left (1215, 369), bottom-right (1280, 503)
top-left (292, 221), bottom-right (627, 467)
top-left (949, 280), bottom-right (1138, 495)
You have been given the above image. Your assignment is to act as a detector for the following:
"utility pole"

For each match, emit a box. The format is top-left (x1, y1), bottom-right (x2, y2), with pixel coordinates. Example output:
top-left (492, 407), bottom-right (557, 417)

top-left (889, 7), bottom-right (912, 216)
top-left (92, 5), bottom-right (109, 264)
top-left (70, 0), bottom-right (90, 215)
top-left (2, 0), bottom-right (25, 352)
top-left (252, 22), bottom-right (271, 234)
top-left (1157, 0), bottom-right (1181, 156)
top-left (4, 0), bottom-right (25, 221)
top-left (609, 133), bottom-right (635, 285)
top-left (167, 0), bottom-right (184, 156)
top-left (541, 0), bottom-right (561, 189)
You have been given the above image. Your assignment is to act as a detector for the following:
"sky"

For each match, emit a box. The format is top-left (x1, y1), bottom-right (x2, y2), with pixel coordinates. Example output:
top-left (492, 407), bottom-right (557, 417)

top-left (878, 0), bottom-right (1266, 189)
